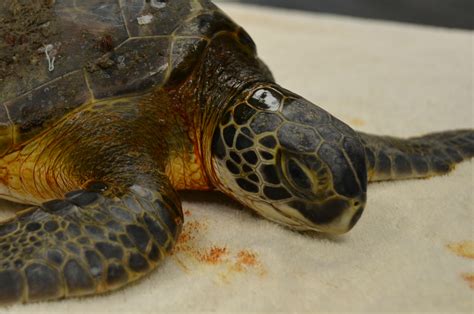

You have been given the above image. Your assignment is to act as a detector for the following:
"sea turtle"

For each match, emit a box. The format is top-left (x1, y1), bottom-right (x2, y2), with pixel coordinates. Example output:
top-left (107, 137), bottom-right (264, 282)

top-left (0, 0), bottom-right (472, 305)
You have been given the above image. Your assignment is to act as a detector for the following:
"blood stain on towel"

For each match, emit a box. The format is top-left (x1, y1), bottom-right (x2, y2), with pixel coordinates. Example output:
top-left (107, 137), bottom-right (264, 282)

top-left (445, 241), bottom-right (474, 290)
top-left (235, 250), bottom-right (258, 269)
top-left (219, 250), bottom-right (267, 283)
top-left (460, 273), bottom-right (474, 289)
top-left (232, 250), bottom-right (266, 275)
top-left (173, 220), bottom-right (207, 252)
top-left (446, 241), bottom-right (474, 259)
top-left (171, 220), bottom-right (208, 272)
top-left (171, 219), bottom-right (267, 281)
top-left (198, 246), bottom-right (229, 264)
top-left (184, 210), bottom-right (192, 217)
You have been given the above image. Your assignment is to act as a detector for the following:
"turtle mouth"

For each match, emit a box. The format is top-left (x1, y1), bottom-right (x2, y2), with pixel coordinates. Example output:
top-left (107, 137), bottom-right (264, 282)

top-left (265, 193), bottom-right (366, 234)
top-left (246, 193), bottom-right (366, 234)
top-left (271, 150), bottom-right (367, 233)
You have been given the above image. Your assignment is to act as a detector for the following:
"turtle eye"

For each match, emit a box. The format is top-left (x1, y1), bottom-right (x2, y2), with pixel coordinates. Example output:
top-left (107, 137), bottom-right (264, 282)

top-left (248, 88), bottom-right (283, 111)
top-left (285, 158), bottom-right (313, 191)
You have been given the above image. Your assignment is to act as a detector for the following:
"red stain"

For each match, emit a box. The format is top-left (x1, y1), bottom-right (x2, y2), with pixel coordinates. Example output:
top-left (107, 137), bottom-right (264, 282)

top-left (349, 118), bottom-right (366, 127)
top-left (197, 246), bottom-right (228, 264)
top-left (237, 250), bottom-right (257, 267)
top-left (174, 220), bottom-right (204, 250)
top-left (447, 241), bottom-right (474, 260)
top-left (446, 241), bottom-right (474, 290)
top-left (229, 250), bottom-right (266, 276)
top-left (461, 273), bottom-right (474, 289)
top-left (172, 219), bottom-right (266, 281)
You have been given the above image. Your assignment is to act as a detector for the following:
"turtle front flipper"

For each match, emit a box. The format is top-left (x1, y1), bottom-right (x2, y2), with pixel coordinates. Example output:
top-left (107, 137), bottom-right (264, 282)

top-left (0, 175), bottom-right (182, 304)
top-left (359, 130), bottom-right (474, 182)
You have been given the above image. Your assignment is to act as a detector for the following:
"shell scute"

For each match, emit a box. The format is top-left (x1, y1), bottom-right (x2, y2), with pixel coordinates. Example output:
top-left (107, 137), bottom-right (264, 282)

top-left (4, 71), bottom-right (92, 146)
top-left (56, 0), bottom-right (126, 29)
top-left (51, 0), bottom-right (130, 74)
top-left (0, 0), bottom-right (238, 155)
top-left (119, 0), bottom-right (198, 37)
top-left (0, 0), bottom-right (129, 102)
top-left (86, 37), bottom-right (170, 99)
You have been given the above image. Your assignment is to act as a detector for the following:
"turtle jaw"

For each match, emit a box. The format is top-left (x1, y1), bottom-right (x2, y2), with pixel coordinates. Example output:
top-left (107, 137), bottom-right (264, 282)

top-left (274, 192), bottom-right (367, 234)
top-left (245, 150), bottom-right (368, 234)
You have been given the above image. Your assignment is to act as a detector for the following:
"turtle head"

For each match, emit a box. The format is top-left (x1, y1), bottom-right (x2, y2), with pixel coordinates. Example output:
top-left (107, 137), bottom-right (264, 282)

top-left (208, 84), bottom-right (367, 234)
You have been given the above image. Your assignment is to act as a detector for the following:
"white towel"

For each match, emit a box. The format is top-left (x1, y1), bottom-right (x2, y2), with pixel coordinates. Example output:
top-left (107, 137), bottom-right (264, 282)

top-left (1, 3), bottom-right (472, 313)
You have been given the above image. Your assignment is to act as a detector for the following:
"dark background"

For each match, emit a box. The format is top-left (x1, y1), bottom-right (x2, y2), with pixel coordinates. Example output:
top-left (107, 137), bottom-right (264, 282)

top-left (218, 0), bottom-right (473, 30)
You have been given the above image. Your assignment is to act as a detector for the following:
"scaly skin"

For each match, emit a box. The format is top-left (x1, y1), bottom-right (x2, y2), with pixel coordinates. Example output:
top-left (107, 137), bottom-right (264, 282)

top-left (0, 0), bottom-right (473, 305)
top-left (360, 131), bottom-right (474, 181)
top-left (0, 93), bottom-right (186, 303)
top-left (208, 82), bottom-right (367, 233)
top-left (0, 181), bottom-right (182, 303)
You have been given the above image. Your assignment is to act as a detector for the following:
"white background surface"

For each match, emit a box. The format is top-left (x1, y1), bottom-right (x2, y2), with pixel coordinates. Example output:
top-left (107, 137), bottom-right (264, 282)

top-left (1, 3), bottom-right (473, 313)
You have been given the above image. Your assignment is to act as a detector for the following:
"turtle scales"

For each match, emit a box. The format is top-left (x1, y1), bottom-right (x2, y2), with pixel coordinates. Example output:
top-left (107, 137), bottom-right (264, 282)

top-left (0, 0), bottom-right (472, 304)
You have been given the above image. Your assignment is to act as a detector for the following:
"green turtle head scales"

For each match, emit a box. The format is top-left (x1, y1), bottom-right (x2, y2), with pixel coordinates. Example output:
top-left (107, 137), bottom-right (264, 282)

top-left (209, 84), bottom-right (367, 234)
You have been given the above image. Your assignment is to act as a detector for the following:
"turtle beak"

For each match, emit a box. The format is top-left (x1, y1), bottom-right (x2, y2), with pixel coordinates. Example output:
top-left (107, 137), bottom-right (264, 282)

top-left (276, 97), bottom-right (368, 233)
top-left (280, 147), bottom-right (367, 234)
